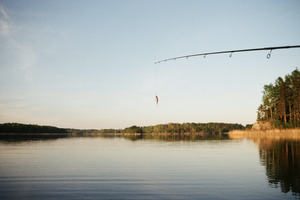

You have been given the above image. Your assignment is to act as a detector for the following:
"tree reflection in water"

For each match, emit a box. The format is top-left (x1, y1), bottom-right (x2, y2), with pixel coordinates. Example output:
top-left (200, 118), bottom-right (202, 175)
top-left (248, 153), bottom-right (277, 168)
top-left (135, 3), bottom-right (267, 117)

top-left (123, 133), bottom-right (230, 141)
top-left (259, 139), bottom-right (300, 198)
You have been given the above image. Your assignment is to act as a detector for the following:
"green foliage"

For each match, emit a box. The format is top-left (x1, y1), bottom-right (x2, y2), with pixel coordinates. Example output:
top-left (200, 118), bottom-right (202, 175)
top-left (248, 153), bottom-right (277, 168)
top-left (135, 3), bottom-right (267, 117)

top-left (122, 122), bottom-right (245, 134)
top-left (96, 129), bottom-right (121, 133)
top-left (0, 123), bottom-right (67, 133)
top-left (123, 126), bottom-right (143, 133)
top-left (0, 122), bottom-right (245, 135)
top-left (245, 124), bottom-right (253, 129)
top-left (258, 68), bottom-right (300, 128)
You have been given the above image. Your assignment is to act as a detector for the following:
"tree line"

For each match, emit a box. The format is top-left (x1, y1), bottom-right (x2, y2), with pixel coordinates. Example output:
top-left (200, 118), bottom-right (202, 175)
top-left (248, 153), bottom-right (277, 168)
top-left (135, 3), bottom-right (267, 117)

top-left (0, 122), bottom-right (251, 134)
top-left (257, 68), bottom-right (300, 128)
top-left (123, 122), bottom-right (247, 134)
top-left (0, 123), bottom-right (68, 133)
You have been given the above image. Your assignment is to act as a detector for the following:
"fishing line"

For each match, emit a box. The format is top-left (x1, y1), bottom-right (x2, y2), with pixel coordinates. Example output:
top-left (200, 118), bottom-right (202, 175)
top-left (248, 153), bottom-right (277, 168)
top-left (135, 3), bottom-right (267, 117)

top-left (155, 69), bottom-right (159, 106)
top-left (155, 69), bottom-right (157, 96)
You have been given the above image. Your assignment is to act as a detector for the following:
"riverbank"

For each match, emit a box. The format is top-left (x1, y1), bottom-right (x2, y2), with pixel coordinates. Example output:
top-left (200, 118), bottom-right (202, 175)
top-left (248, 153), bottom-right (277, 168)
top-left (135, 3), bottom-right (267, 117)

top-left (228, 129), bottom-right (300, 140)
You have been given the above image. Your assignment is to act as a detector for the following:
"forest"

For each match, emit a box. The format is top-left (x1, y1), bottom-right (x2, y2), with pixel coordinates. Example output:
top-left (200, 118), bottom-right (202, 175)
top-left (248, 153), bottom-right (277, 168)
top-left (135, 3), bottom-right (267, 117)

top-left (0, 123), bottom-right (68, 133)
top-left (123, 122), bottom-right (247, 134)
top-left (257, 68), bottom-right (300, 128)
top-left (0, 122), bottom-right (249, 134)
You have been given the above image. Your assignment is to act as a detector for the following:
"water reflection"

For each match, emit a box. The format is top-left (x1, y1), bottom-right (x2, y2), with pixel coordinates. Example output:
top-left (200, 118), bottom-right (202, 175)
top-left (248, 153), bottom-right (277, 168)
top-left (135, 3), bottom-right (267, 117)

top-left (259, 139), bottom-right (300, 198)
top-left (1, 133), bottom-right (300, 198)
top-left (0, 135), bottom-right (70, 144)
top-left (229, 132), bottom-right (300, 198)
top-left (0, 133), bottom-right (230, 143)
top-left (123, 133), bottom-right (230, 141)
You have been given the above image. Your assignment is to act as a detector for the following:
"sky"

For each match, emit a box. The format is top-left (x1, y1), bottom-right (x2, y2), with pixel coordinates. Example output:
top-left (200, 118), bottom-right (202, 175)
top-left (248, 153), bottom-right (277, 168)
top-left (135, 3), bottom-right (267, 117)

top-left (0, 0), bottom-right (300, 129)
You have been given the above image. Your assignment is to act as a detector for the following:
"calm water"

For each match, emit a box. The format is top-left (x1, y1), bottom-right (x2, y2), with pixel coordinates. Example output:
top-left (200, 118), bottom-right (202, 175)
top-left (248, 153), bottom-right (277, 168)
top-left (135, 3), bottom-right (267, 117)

top-left (0, 135), bottom-right (299, 200)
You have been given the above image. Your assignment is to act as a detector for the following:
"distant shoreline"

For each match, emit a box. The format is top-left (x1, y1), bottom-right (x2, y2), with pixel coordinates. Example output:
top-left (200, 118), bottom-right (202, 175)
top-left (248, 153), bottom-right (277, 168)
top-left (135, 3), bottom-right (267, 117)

top-left (2, 129), bottom-right (300, 136)
top-left (0, 131), bottom-right (223, 137)
top-left (0, 122), bottom-right (247, 136)
top-left (0, 133), bottom-right (72, 136)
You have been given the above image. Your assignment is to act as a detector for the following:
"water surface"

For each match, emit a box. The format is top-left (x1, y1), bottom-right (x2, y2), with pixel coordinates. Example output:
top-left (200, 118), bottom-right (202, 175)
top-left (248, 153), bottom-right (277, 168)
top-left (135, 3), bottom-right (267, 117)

top-left (0, 135), bottom-right (299, 199)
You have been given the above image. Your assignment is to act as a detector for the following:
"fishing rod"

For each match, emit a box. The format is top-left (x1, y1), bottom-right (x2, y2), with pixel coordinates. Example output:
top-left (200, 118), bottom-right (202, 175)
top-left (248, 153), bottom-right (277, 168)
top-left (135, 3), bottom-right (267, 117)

top-left (155, 45), bottom-right (300, 64)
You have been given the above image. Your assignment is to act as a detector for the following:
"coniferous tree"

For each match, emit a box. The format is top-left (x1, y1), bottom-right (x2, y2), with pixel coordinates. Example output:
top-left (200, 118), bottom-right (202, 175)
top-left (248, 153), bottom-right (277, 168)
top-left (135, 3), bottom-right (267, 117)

top-left (258, 68), bottom-right (300, 128)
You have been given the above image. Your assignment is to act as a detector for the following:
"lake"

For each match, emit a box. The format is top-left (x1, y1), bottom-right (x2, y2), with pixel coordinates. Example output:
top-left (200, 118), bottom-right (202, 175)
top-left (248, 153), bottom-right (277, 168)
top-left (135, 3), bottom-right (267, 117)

top-left (0, 134), bottom-right (299, 200)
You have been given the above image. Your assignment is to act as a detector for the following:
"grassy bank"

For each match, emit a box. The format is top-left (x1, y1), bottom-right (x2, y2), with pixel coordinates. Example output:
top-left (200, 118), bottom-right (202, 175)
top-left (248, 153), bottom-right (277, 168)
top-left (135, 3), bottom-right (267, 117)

top-left (228, 129), bottom-right (300, 140)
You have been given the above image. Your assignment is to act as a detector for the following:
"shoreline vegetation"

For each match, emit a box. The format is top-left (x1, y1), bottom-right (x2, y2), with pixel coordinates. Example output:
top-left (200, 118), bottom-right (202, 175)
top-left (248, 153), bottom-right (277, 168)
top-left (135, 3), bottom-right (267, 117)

top-left (0, 122), bottom-right (248, 136)
top-left (257, 68), bottom-right (300, 129)
top-left (228, 68), bottom-right (300, 139)
top-left (228, 128), bottom-right (300, 140)
top-left (223, 68), bottom-right (300, 139)
top-left (1, 122), bottom-right (300, 142)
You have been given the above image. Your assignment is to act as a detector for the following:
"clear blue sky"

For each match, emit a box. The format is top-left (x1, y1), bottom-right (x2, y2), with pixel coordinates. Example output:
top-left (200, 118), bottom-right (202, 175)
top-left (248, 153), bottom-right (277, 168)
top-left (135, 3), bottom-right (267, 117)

top-left (0, 0), bottom-right (300, 129)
